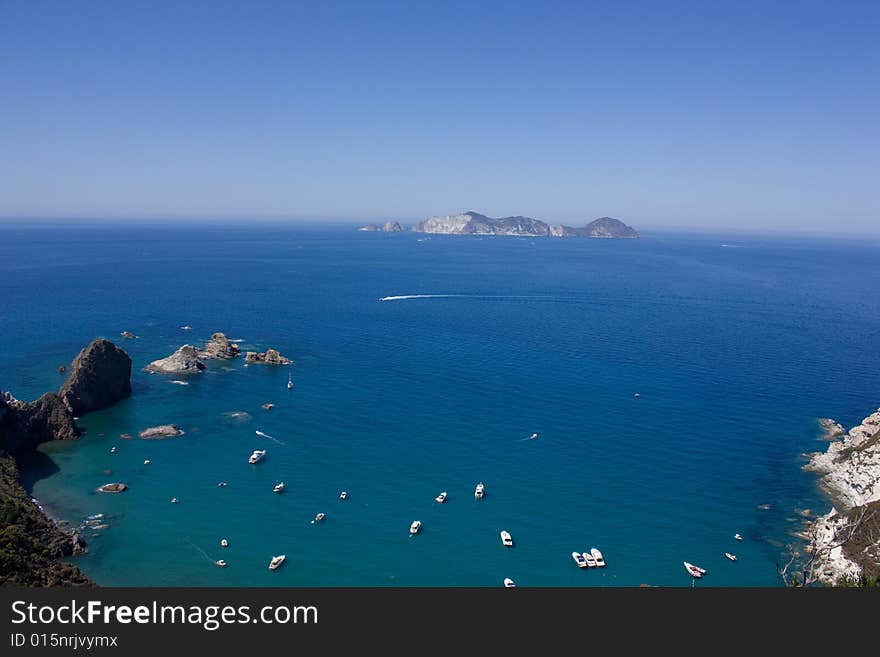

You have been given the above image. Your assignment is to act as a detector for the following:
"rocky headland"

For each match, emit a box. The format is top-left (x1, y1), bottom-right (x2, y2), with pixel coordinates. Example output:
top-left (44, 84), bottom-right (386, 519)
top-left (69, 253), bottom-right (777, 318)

top-left (1, 338), bottom-right (133, 586)
top-left (245, 348), bottom-right (291, 365)
top-left (801, 408), bottom-right (880, 584)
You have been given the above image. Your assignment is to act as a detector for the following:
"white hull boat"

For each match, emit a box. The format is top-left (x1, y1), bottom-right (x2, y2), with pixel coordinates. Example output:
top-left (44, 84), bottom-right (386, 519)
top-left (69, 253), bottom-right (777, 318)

top-left (269, 555), bottom-right (286, 570)
top-left (590, 548), bottom-right (606, 567)
top-left (410, 520), bottom-right (421, 535)
top-left (684, 561), bottom-right (704, 578)
top-left (249, 449), bottom-right (266, 464)
top-left (572, 552), bottom-right (588, 568)
top-left (500, 531), bottom-right (513, 547)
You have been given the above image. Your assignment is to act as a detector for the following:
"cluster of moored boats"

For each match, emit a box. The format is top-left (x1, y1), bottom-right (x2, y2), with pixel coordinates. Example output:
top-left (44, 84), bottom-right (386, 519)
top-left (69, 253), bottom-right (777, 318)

top-left (571, 548), bottom-right (606, 569)
top-left (684, 533), bottom-right (744, 579)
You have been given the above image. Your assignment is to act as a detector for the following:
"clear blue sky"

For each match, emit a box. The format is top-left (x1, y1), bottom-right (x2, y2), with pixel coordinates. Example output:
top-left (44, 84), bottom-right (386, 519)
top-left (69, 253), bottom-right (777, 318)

top-left (1, 0), bottom-right (878, 232)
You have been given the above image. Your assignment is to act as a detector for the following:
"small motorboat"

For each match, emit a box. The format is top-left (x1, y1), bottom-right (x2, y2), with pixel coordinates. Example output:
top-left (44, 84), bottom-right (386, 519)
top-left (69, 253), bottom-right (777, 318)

top-left (217, 482), bottom-right (228, 487)
top-left (143, 459), bottom-right (151, 465)
top-left (435, 491), bottom-right (447, 504)
top-left (216, 560), bottom-right (227, 567)
top-left (725, 552), bottom-right (737, 561)
top-left (528, 433), bottom-right (538, 440)
top-left (248, 449), bottom-right (266, 464)
top-left (339, 491), bottom-right (348, 500)
top-left (287, 372), bottom-right (294, 390)
top-left (110, 446), bottom-right (117, 453)
top-left (503, 577), bottom-right (516, 588)
top-left (311, 513), bottom-right (325, 524)
top-left (583, 552), bottom-right (597, 568)
top-left (268, 555), bottom-right (286, 570)
top-left (684, 561), bottom-right (703, 578)
top-left (180, 325), bottom-right (192, 331)
top-left (734, 533), bottom-right (743, 541)
top-left (572, 552), bottom-right (588, 568)
top-left (634, 392), bottom-right (641, 398)
top-left (500, 531), bottom-right (514, 547)
top-left (410, 520), bottom-right (421, 535)
top-left (591, 548), bottom-right (606, 567)
top-left (170, 497), bottom-right (179, 504)
top-left (220, 539), bottom-right (229, 548)
top-left (474, 482), bottom-right (485, 499)
top-left (684, 561), bottom-right (704, 578)
top-left (273, 482), bottom-right (285, 493)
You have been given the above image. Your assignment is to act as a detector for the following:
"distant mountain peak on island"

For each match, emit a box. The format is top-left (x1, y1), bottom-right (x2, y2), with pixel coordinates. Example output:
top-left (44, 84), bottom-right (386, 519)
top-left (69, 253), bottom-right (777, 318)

top-left (408, 211), bottom-right (638, 238)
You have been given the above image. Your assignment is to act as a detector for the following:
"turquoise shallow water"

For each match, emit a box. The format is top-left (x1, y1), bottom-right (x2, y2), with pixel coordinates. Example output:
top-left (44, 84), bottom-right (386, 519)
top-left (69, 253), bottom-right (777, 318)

top-left (2, 222), bottom-right (879, 586)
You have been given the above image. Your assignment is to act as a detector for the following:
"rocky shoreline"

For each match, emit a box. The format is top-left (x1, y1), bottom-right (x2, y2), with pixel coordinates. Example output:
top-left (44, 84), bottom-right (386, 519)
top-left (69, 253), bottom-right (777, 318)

top-left (801, 408), bottom-right (880, 584)
top-left (1, 338), bottom-right (132, 586)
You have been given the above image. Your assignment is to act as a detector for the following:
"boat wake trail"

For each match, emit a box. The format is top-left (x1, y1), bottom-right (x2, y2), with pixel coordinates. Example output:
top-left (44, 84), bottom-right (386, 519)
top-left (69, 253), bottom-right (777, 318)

top-left (255, 430), bottom-right (286, 446)
top-left (186, 538), bottom-right (215, 564)
top-left (379, 294), bottom-right (574, 303)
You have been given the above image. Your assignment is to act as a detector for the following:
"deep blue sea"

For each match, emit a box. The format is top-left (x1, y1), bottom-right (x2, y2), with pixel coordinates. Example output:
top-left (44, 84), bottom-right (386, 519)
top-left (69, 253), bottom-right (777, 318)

top-left (2, 222), bottom-right (879, 586)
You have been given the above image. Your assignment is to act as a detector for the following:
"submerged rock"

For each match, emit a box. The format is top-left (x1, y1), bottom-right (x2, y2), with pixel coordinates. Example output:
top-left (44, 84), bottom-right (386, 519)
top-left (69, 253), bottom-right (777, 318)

top-left (138, 424), bottom-right (184, 439)
top-left (244, 349), bottom-right (291, 365)
top-left (200, 332), bottom-right (241, 360)
top-left (145, 345), bottom-right (205, 374)
top-left (59, 339), bottom-right (132, 415)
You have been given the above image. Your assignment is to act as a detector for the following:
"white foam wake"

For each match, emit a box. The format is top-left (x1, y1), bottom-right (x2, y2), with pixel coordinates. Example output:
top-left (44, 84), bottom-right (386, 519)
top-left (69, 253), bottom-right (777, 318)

top-left (255, 430), bottom-right (286, 446)
top-left (379, 294), bottom-right (463, 302)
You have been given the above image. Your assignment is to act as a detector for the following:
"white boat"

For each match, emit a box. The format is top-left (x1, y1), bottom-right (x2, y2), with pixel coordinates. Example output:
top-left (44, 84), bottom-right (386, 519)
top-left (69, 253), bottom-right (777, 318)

top-left (273, 482), bottom-right (285, 493)
top-left (474, 482), bottom-right (485, 499)
top-left (583, 552), bottom-right (598, 568)
top-left (180, 325), bottom-right (192, 330)
top-left (590, 547), bottom-right (606, 567)
top-left (734, 533), bottom-right (743, 541)
top-left (170, 497), bottom-right (179, 504)
top-left (311, 512), bottom-right (325, 524)
top-left (268, 555), bottom-right (285, 570)
top-left (725, 552), bottom-right (737, 561)
top-left (216, 559), bottom-right (227, 567)
top-left (572, 552), bottom-right (588, 568)
top-left (410, 520), bottom-right (421, 535)
top-left (503, 577), bottom-right (516, 588)
top-left (110, 446), bottom-right (117, 453)
top-left (435, 491), bottom-right (447, 503)
top-left (220, 539), bottom-right (229, 548)
top-left (287, 372), bottom-right (294, 390)
top-left (143, 459), bottom-right (150, 465)
top-left (529, 433), bottom-right (538, 440)
top-left (248, 449), bottom-right (266, 464)
top-left (634, 392), bottom-right (641, 398)
top-left (217, 482), bottom-right (228, 487)
top-left (684, 561), bottom-right (704, 578)
top-left (500, 531), bottom-right (513, 547)
top-left (339, 491), bottom-right (348, 500)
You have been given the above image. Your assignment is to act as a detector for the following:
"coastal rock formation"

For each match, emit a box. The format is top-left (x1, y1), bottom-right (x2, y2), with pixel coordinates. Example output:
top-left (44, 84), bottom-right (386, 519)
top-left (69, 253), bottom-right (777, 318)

top-left (0, 394), bottom-right (79, 454)
top-left (59, 339), bottom-right (132, 415)
top-left (138, 424), bottom-right (184, 439)
top-left (200, 332), bottom-right (241, 360)
top-left (244, 348), bottom-right (291, 365)
top-left (145, 345), bottom-right (205, 374)
top-left (550, 217), bottom-right (639, 238)
top-left (358, 221), bottom-right (404, 232)
top-left (803, 408), bottom-right (880, 583)
top-left (411, 211), bottom-right (638, 238)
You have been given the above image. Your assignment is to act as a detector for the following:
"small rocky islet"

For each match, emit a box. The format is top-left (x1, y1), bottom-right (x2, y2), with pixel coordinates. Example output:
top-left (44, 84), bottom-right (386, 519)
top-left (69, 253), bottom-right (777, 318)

top-left (146, 333), bottom-right (290, 374)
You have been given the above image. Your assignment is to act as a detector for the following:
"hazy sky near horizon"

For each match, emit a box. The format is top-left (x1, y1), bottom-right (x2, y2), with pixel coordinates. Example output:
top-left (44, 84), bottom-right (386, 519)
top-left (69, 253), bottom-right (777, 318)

top-left (1, 1), bottom-right (878, 233)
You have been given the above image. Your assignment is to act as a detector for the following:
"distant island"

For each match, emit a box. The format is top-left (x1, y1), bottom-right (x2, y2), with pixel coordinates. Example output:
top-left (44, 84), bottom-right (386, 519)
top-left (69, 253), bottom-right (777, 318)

top-left (357, 221), bottom-right (403, 233)
top-left (359, 212), bottom-right (638, 238)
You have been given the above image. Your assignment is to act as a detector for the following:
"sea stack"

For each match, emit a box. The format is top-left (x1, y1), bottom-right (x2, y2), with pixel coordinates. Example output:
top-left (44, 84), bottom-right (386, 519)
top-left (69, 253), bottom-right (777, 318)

top-left (59, 339), bottom-right (132, 415)
top-left (200, 332), bottom-right (241, 360)
top-left (244, 348), bottom-right (291, 365)
top-left (145, 345), bottom-right (205, 374)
